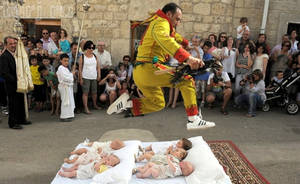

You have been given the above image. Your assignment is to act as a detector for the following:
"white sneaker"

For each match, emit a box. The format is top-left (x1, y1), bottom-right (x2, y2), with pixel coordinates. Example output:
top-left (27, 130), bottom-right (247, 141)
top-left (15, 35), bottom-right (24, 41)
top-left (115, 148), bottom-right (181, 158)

top-left (186, 116), bottom-right (215, 130)
top-left (107, 93), bottom-right (130, 115)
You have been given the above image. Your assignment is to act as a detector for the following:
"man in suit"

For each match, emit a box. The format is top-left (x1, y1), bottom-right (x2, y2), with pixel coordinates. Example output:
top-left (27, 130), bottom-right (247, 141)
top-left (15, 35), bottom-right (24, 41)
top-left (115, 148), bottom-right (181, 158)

top-left (0, 36), bottom-right (31, 129)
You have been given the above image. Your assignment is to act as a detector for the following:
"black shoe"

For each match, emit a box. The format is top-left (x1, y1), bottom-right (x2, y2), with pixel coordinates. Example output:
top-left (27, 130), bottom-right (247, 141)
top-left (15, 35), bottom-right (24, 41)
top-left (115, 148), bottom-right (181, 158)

top-left (124, 109), bottom-right (134, 118)
top-left (60, 118), bottom-right (73, 122)
top-left (124, 110), bottom-right (144, 118)
top-left (10, 124), bottom-right (23, 129)
top-left (19, 121), bottom-right (32, 125)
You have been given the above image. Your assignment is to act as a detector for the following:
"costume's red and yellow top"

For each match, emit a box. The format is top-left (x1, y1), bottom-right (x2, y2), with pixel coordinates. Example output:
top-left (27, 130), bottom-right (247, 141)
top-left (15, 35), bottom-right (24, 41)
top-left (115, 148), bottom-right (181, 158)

top-left (134, 10), bottom-right (190, 63)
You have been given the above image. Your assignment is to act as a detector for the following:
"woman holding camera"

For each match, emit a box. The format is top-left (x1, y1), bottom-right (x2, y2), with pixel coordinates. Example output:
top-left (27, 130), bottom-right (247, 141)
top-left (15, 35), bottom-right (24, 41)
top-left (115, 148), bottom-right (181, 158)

top-left (99, 69), bottom-right (121, 105)
top-left (235, 69), bottom-right (266, 117)
top-left (235, 43), bottom-right (254, 97)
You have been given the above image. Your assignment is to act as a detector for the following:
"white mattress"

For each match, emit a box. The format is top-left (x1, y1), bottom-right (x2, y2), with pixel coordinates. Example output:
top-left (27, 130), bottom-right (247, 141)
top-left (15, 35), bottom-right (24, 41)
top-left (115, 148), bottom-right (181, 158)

top-left (51, 137), bottom-right (232, 184)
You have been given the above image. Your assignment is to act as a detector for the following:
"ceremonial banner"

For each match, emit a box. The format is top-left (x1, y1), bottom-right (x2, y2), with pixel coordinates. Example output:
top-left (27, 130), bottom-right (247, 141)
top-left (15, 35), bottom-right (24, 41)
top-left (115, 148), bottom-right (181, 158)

top-left (15, 39), bottom-right (33, 93)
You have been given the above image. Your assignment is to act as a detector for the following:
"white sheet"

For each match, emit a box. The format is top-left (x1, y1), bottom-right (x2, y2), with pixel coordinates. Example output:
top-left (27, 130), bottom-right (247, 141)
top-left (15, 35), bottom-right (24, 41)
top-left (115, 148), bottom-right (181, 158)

top-left (51, 137), bottom-right (232, 184)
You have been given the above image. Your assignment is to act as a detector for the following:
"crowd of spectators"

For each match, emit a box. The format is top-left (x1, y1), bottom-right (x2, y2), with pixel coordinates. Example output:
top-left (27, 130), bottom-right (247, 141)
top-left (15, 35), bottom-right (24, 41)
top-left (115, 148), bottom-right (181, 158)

top-left (0, 16), bottom-right (300, 128)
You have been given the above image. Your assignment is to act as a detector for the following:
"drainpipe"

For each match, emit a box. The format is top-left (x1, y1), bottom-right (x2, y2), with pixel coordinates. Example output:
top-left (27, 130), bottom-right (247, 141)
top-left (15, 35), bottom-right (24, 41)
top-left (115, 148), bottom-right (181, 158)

top-left (260, 0), bottom-right (270, 34)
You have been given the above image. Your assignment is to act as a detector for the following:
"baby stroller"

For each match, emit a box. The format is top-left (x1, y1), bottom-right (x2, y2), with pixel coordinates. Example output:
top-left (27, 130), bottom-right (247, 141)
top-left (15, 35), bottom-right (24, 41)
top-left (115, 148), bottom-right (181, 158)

top-left (262, 70), bottom-right (300, 115)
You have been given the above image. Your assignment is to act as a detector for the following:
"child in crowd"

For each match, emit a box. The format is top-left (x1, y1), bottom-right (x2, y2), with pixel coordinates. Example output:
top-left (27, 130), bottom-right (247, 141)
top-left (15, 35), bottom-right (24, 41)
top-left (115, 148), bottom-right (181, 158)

top-left (56, 54), bottom-right (75, 122)
top-left (99, 69), bottom-right (121, 105)
top-left (117, 62), bottom-right (127, 81)
top-left (236, 17), bottom-right (250, 40)
top-left (133, 155), bottom-right (194, 179)
top-left (266, 71), bottom-right (284, 90)
top-left (72, 63), bottom-right (80, 113)
top-left (119, 80), bottom-right (129, 96)
top-left (272, 71), bottom-right (284, 83)
top-left (130, 82), bottom-right (143, 98)
top-left (59, 154), bottom-right (120, 179)
top-left (42, 56), bottom-right (55, 73)
top-left (30, 55), bottom-right (46, 112)
top-left (38, 65), bottom-right (60, 116)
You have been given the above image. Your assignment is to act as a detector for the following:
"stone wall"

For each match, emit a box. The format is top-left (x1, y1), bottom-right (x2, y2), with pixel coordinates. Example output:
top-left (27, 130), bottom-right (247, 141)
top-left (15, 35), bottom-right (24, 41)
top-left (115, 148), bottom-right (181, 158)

top-left (266, 0), bottom-right (300, 46)
top-left (0, 0), bottom-right (299, 64)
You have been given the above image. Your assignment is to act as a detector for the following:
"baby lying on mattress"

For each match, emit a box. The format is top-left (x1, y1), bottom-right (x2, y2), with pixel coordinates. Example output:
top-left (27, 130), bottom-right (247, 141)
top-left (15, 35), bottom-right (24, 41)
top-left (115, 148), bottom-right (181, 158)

top-left (133, 155), bottom-right (194, 179)
top-left (136, 138), bottom-right (192, 162)
top-left (64, 139), bottom-right (124, 165)
top-left (133, 138), bottom-right (194, 179)
top-left (59, 154), bottom-right (120, 179)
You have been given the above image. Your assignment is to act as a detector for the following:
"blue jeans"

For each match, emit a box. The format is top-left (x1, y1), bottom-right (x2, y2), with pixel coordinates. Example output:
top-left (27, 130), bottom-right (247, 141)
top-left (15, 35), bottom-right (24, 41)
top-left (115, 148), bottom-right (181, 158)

top-left (235, 92), bottom-right (263, 116)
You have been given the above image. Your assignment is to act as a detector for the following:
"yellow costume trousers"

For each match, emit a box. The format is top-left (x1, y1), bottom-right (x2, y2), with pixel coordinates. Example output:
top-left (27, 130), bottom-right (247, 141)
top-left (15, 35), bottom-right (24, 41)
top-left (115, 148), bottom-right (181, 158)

top-left (132, 63), bottom-right (198, 116)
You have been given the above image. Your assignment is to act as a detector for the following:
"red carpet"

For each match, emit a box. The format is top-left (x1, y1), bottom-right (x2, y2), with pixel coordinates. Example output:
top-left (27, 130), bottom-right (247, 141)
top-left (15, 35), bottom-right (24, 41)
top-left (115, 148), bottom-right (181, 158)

top-left (208, 140), bottom-right (270, 184)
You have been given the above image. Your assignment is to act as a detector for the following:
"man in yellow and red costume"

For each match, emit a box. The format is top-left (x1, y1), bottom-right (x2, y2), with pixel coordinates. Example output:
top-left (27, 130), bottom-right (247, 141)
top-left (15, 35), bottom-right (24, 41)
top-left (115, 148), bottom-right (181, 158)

top-left (108, 3), bottom-right (215, 130)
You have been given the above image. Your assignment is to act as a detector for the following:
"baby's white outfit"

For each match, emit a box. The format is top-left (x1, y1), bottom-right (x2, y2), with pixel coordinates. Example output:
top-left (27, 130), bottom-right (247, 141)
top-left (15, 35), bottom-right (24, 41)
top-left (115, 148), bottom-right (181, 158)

top-left (90, 141), bottom-right (113, 154)
top-left (150, 154), bottom-right (179, 165)
top-left (74, 150), bottom-right (101, 165)
top-left (153, 162), bottom-right (182, 179)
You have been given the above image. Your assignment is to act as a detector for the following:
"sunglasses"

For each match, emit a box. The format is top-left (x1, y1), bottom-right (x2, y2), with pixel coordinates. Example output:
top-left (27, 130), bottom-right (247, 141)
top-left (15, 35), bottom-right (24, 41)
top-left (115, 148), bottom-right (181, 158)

top-left (87, 46), bottom-right (95, 50)
top-left (42, 32), bottom-right (49, 35)
top-left (221, 36), bottom-right (227, 38)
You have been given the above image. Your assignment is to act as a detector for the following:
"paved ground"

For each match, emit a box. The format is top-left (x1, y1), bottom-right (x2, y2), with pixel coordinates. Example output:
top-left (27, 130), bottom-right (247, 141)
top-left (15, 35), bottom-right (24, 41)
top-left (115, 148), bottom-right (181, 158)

top-left (0, 104), bottom-right (299, 184)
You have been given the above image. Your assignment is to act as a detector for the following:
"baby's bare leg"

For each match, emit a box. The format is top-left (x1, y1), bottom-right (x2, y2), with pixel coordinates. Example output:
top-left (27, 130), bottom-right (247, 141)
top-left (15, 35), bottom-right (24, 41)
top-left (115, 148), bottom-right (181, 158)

top-left (145, 145), bottom-right (152, 152)
top-left (146, 151), bottom-right (155, 155)
top-left (70, 148), bottom-right (88, 155)
top-left (58, 170), bottom-right (77, 178)
top-left (137, 153), bottom-right (153, 162)
top-left (137, 166), bottom-right (159, 179)
top-left (64, 156), bottom-right (79, 164)
top-left (137, 162), bottom-right (155, 173)
top-left (62, 164), bottom-right (79, 172)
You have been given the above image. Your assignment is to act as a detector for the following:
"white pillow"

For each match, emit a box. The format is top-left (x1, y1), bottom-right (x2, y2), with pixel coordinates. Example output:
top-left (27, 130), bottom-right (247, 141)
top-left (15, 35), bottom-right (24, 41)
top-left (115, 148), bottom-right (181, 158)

top-left (92, 140), bottom-right (141, 184)
top-left (185, 136), bottom-right (232, 184)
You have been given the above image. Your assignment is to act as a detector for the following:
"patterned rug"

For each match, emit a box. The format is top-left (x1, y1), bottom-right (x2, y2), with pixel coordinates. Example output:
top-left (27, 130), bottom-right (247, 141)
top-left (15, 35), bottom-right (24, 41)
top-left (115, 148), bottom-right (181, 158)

top-left (208, 140), bottom-right (270, 184)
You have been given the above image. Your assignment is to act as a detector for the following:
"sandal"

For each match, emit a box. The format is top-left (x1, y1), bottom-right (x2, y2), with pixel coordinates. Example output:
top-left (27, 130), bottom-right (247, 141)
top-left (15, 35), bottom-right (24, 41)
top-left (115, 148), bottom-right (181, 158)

top-left (246, 113), bottom-right (255, 117)
top-left (220, 108), bottom-right (228, 115)
top-left (84, 109), bottom-right (92, 114)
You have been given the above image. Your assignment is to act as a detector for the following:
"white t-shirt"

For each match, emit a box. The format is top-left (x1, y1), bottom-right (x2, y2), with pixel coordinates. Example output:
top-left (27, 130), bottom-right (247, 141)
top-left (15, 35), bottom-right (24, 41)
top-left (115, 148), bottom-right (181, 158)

top-left (82, 55), bottom-right (98, 80)
top-left (207, 71), bottom-right (230, 85)
top-left (252, 54), bottom-right (269, 72)
top-left (236, 25), bottom-right (250, 39)
top-left (189, 46), bottom-right (204, 60)
top-left (291, 40), bottom-right (299, 54)
top-left (222, 47), bottom-right (237, 76)
top-left (93, 50), bottom-right (112, 68)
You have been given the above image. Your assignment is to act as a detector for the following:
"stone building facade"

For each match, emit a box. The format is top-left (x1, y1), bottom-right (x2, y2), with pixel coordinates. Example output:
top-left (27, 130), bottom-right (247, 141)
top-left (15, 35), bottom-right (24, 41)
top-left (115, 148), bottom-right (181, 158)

top-left (0, 0), bottom-right (299, 64)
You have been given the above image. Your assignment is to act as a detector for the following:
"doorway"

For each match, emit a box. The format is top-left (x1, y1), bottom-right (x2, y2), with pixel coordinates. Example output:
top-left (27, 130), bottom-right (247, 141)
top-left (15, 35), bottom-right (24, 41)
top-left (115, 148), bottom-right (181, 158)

top-left (21, 19), bottom-right (61, 40)
top-left (287, 22), bottom-right (300, 40)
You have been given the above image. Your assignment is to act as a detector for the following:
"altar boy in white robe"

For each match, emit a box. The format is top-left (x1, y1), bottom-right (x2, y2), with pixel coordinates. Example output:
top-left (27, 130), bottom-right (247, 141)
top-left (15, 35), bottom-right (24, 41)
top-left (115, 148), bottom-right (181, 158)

top-left (57, 53), bottom-right (75, 122)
